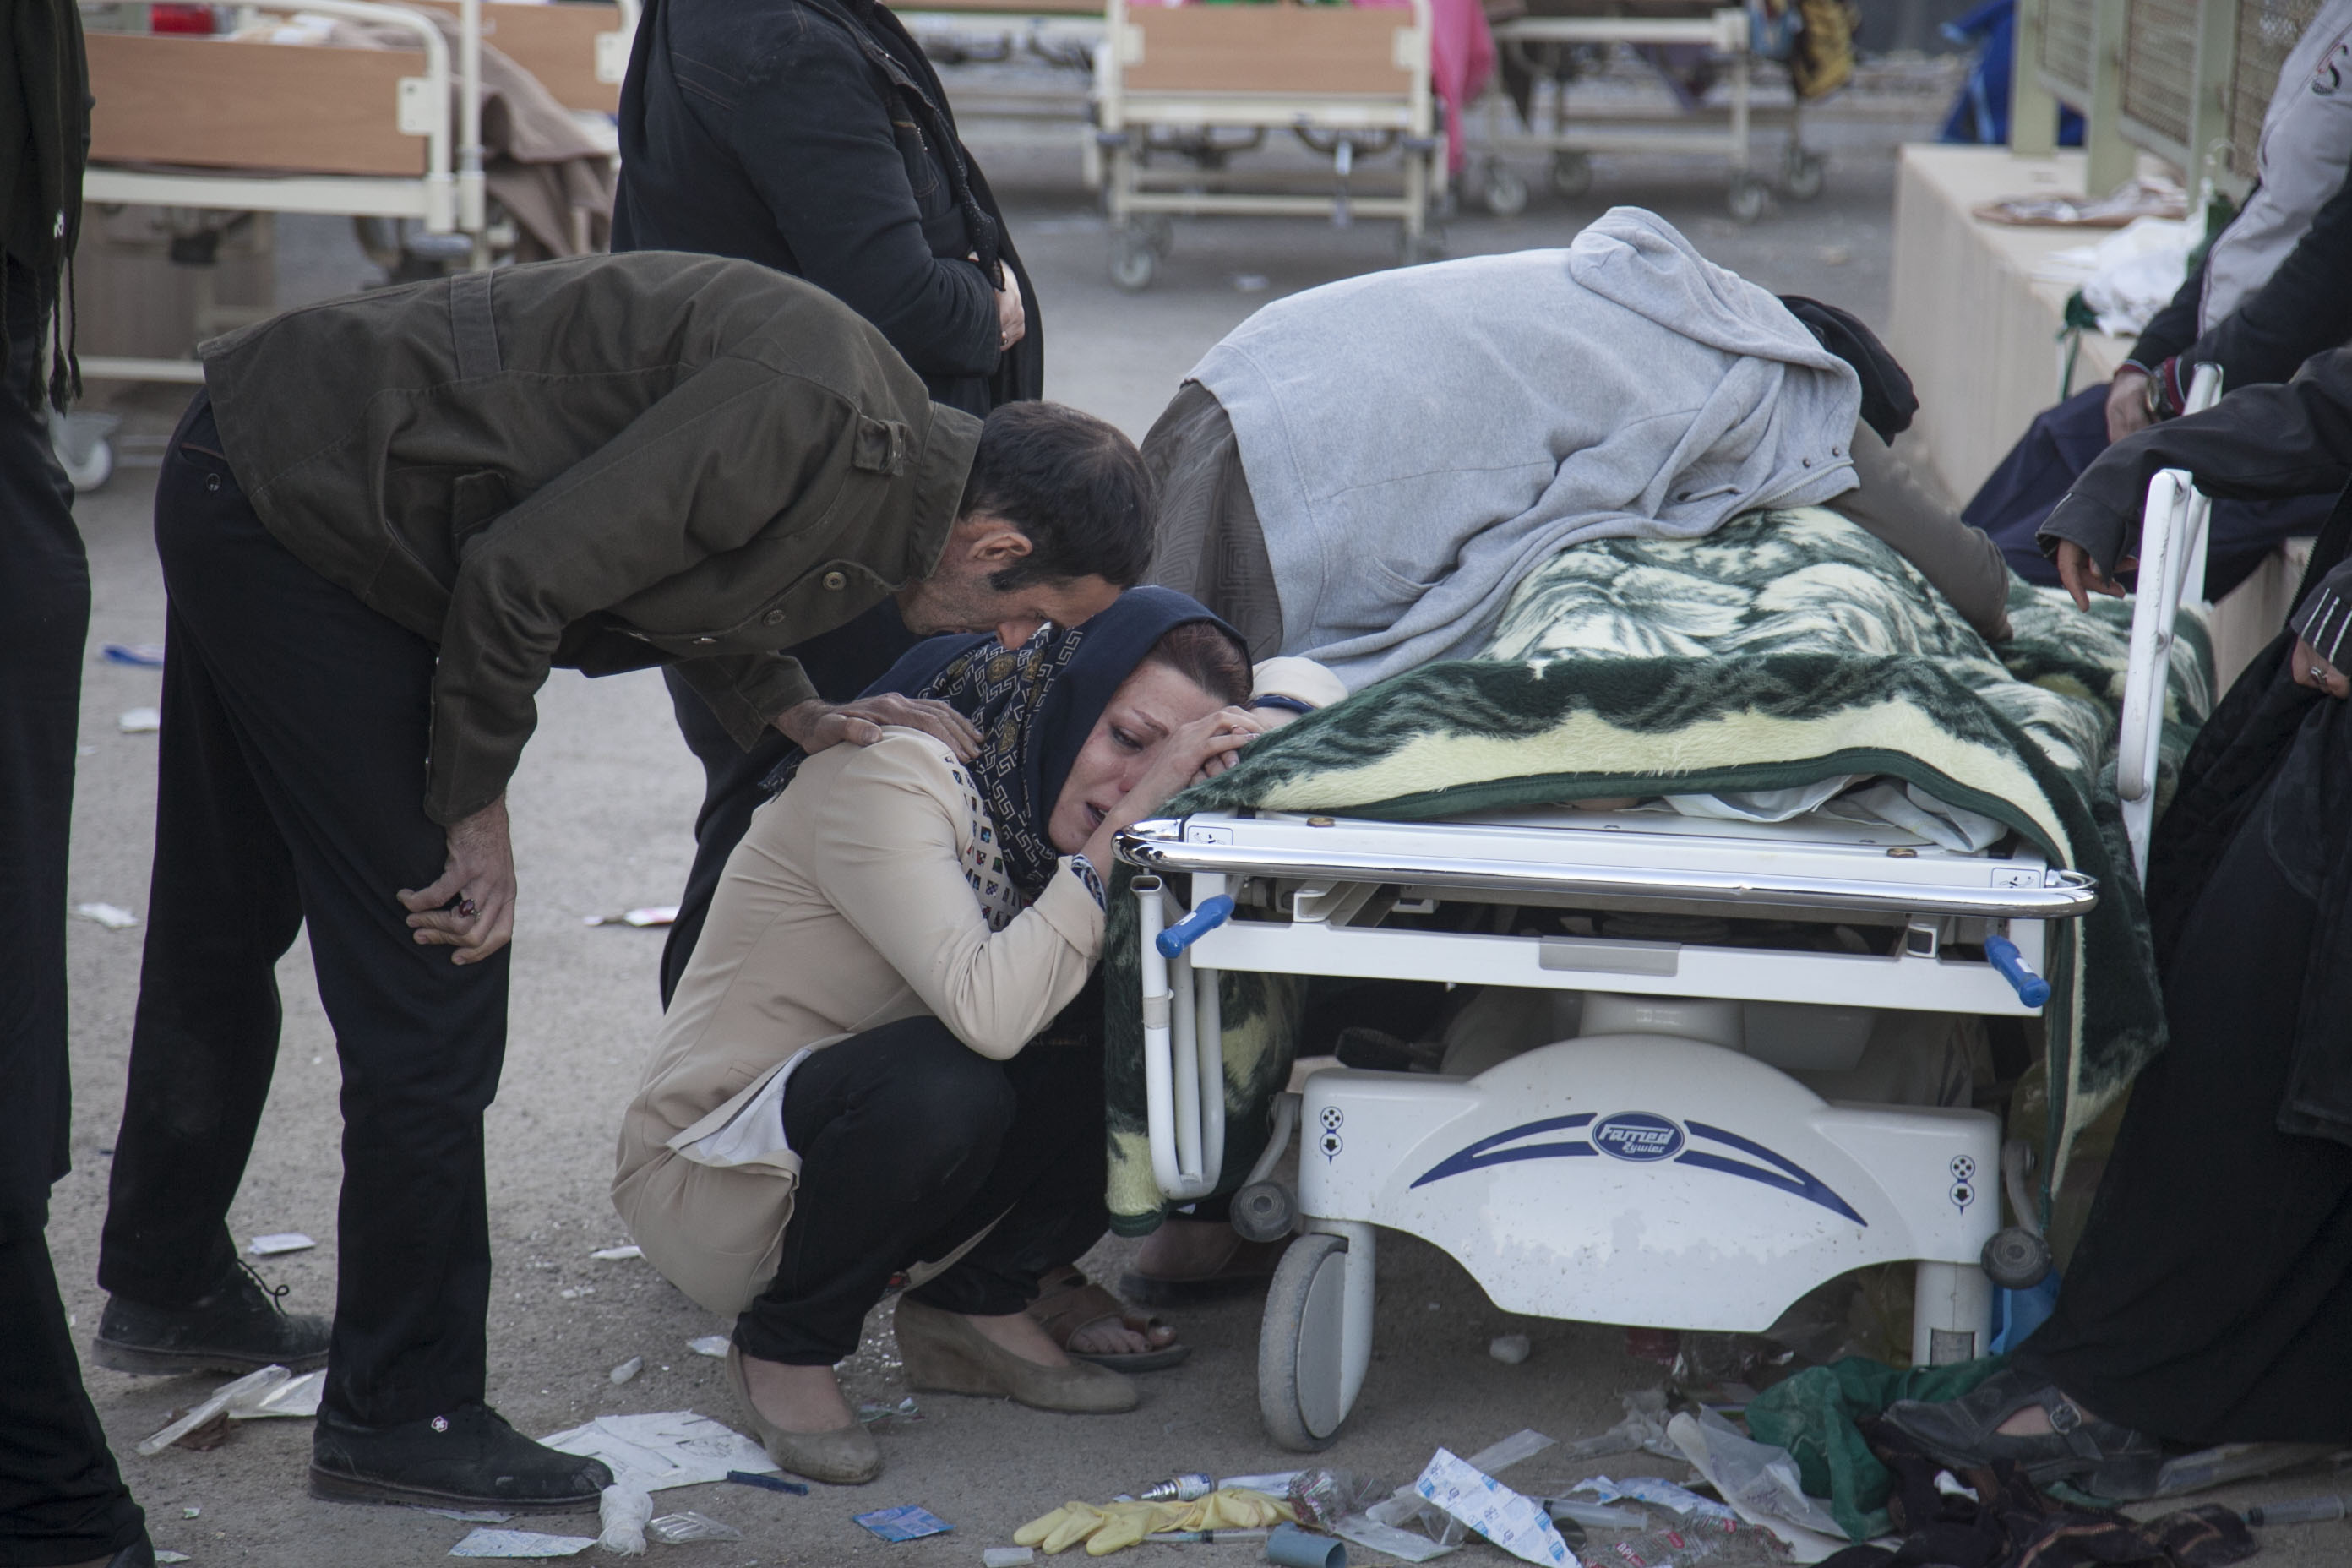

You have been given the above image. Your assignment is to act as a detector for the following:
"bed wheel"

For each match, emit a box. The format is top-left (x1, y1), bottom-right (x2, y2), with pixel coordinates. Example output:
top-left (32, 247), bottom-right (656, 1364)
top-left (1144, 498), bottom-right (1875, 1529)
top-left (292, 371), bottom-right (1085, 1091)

top-left (1259, 1232), bottom-right (1353, 1451)
top-left (1982, 1226), bottom-right (2055, 1290)
top-left (1109, 230), bottom-right (1159, 292)
top-left (1783, 146), bottom-right (1826, 201)
top-left (1230, 1179), bottom-right (1297, 1244)
top-left (1549, 150), bottom-right (1593, 198)
top-left (1726, 175), bottom-right (1767, 223)
top-left (1479, 160), bottom-right (1530, 218)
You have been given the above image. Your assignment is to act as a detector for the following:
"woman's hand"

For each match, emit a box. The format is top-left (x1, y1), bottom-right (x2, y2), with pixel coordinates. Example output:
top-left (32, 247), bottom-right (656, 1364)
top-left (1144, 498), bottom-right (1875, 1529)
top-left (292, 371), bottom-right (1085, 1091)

top-left (2055, 539), bottom-right (2137, 612)
top-left (1079, 706), bottom-right (1267, 869)
top-left (399, 795), bottom-right (516, 965)
top-left (972, 252), bottom-right (1026, 353)
top-left (2105, 367), bottom-right (2156, 445)
top-left (2292, 636), bottom-right (2349, 700)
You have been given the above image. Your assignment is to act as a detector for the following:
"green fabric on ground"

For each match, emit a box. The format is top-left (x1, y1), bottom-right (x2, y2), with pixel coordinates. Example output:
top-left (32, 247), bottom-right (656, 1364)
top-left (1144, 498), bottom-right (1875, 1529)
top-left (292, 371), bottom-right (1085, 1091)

top-left (1746, 1354), bottom-right (2010, 1541)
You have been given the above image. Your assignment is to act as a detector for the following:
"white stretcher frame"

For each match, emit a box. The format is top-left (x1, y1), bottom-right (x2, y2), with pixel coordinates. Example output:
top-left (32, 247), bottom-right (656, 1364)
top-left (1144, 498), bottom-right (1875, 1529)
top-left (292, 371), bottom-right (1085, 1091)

top-left (1092, 0), bottom-right (1446, 290)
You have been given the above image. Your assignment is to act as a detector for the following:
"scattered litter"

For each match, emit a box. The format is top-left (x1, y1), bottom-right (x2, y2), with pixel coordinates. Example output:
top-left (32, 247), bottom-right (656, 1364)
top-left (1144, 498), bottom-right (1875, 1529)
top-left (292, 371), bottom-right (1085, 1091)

top-left (558, 1288), bottom-right (593, 1299)
top-left (1288, 1470), bottom-right (1381, 1533)
top-left (118, 707), bottom-right (161, 733)
top-left (984, 1549), bottom-right (1037, 1567)
top-left (591, 1244), bottom-right (642, 1261)
top-left (1542, 1499), bottom-right (1647, 1532)
top-left (1933, 1471), bottom-right (1978, 1502)
top-left (856, 1505), bottom-right (954, 1542)
top-left (1336, 1512), bottom-right (1457, 1562)
top-left (2245, 1494), bottom-right (2346, 1527)
top-left (1147, 1529), bottom-right (1271, 1545)
top-left (1562, 1389), bottom-right (1679, 1460)
top-left (248, 1233), bottom-right (315, 1257)
top-left (155, 1554), bottom-right (191, 1565)
top-left (858, 1395), bottom-right (922, 1427)
top-left (74, 903), bottom-right (139, 930)
top-left (647, 1511), bottom-right (742, 1544)
top-left (585, 906), bottom-right (678, 928)
top-left (446, 1527), bottom-right (596, 1557)
top-left (1266, 1522), bottom-right (1346, 1568)
top-left (421, 1508), bottom-right (514, 1523)
top-left (537, 1412), bottom-right (779, 1494)
top-left (598, 1486), bottom-right (653, 1555)
top-left (726, 1469), bottom-right (808, 1495)
top-left (1138, 1473), bottom-right (1214, 1503)
top-left (1413, 1450), bottom-right (1573, 1565)
top-left (101, 642), bottom-right (166, 667)
top-left (1364, 1429), bottom-right (1558, 1553)
top-left (1570, 1477), bottom-right (1734, 1523)
top-left (609, 1357), bottom-right (644, 1386)
top-left (687, 1335), bottom-right (731, 1358)
top-left (228, 1368), bottom-right (324, 1419)
top-left (139, 1366), bottom-right (290, 1455)
top-left (2153, 1441), bottom-right (2342, 1495)
top-left (1667, 1409), bottom-right (1845, 1562)
top-left (1602, 1519), bottom-right (1761, 1566)
top-left (182, 1506), bottom-right (201, 1518)
top-left (1233, 274), bottom-right (1271, 292)
top-left (1222, 1473), bottom-right (1304, 1494)
top-left (1489, 1334), bottom-right (1533, 1365)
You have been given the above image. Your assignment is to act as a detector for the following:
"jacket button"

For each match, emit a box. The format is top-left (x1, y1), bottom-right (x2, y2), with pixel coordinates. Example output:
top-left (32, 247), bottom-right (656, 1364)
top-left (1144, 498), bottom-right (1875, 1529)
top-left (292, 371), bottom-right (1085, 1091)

top-left (822, 571), bottom-right (847, 591)
top-left (763, 609), bottom-right (786, 626)
top-left (693, 636), bottom-right (715, 645)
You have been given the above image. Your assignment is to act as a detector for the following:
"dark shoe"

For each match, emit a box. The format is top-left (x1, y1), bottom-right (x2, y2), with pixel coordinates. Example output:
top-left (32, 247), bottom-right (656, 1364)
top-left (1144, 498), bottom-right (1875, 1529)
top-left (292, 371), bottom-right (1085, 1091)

top-left (1881, 1364), bottom-right (2163, 1497)
top-left (310, 1402), bottom-right (612, 1511)
top-left (93, 1260), bottom-right (331, 1376)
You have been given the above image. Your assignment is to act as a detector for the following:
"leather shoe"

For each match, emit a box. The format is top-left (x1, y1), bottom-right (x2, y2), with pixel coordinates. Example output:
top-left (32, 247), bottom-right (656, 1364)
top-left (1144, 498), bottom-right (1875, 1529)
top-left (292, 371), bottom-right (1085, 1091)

top-left (1881, 1364), bottom-right (2163, 1497)
top-left (310, 1402), bottom-right (611, 1511)
top-left (723, 1342), bottom-right (881, 1486)
top-left (894, 1295), bottom-right (1139, 1414)
top-left (95, 1260), bottom-right (330, 1376)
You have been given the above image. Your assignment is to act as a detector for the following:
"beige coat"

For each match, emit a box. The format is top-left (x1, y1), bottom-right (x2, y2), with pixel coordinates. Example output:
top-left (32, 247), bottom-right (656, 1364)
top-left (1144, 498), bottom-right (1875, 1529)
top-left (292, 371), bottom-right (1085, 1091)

top-left (612, 730), bottom-right (1104, 1317)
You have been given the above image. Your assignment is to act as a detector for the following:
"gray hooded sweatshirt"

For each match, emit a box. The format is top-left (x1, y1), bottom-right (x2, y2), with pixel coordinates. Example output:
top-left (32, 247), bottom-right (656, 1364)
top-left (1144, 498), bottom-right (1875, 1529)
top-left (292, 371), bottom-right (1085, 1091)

top-left (1191, 207), bottom-right (1865, 687)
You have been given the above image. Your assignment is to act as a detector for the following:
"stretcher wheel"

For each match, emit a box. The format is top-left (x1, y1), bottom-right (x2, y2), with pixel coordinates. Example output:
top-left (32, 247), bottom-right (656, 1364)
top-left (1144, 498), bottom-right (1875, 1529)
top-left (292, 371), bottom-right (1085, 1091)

top-left (1982, 1226), bottom-right (2055, 1290)
top-left (1138, 214), bottom-right (1175, 256)
top-left (1259, 1232), bottom-right (1353, 1451)
top-left (1727, 176), bottom-right (1767, 223)
top-left (1550, 150), bottom-right (1593, 199)
top-left (1783, 146), bottom-right (1827, 201)
top-left (1109, 231), bottom-right (1158, 292)
top-left (55, 434), bottom-right (112, 493)
top-left (1230, 1179), bottom-right (1297, 1244)
top-left (1479, 161), bottom-right (1530, 218)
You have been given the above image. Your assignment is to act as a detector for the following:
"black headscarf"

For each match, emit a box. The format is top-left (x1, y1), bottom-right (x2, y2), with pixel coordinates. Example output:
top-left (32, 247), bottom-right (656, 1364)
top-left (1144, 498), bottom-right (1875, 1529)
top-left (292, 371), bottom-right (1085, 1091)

top-left (767, 586), bottom-right (1237, 892)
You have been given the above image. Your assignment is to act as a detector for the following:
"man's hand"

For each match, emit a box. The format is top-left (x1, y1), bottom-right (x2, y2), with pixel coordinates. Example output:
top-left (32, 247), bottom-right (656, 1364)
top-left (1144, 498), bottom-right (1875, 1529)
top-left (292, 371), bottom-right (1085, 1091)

top-left (2292, 635), bottom-right (2350, 700)
top-left (2105, 367), bottom-right (2156, 445)
top-left (2055, 539), bottom-right (2137, 612)
top-left (399, 796), bottom-right (516, 966)
top-left (776, 695), bottom-right (982, 760)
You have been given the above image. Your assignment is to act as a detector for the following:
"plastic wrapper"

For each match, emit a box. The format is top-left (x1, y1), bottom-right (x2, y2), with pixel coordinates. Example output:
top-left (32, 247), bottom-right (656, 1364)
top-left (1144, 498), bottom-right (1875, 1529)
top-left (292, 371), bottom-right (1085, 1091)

top-left (646, 1511), bottom-right (742, 1544)
top-left (1286, 1469), bottom-right (1382, 1532)
top-left (597, 1487), bottom-right (651, 1555)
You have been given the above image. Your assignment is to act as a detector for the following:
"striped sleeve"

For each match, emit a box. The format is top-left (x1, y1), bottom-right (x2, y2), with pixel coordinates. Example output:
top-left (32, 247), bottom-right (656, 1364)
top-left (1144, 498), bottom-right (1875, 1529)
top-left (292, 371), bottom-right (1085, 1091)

top-left (2291, 558), bottom-right (2352, 668)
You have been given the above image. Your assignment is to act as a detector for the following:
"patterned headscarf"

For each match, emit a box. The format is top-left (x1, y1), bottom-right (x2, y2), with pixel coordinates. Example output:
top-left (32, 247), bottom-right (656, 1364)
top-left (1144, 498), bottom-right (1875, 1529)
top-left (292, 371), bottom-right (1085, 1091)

top-left (768, 587), bottom-right (1237, 893)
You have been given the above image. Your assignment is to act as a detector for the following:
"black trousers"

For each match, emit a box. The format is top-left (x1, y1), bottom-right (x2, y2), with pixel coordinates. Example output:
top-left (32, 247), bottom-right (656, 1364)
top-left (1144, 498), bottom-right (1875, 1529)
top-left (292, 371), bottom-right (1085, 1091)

top-left (2017, 788), bottom-right (2352, 1444)
top-left (98, 398), bottom-right (509, 1428)
top-left (656, 602), bottom-right (917, 1006)
top-left (0, 261), bottom-right (147, 1565)
top-left (734, 1013), bottom-right (1109, 1365)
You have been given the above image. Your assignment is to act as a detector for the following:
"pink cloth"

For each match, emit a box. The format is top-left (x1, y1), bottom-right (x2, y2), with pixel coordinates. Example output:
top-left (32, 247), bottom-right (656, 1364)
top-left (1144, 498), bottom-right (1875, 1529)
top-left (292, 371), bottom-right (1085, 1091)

top-left (1355, 0), bottom-right (1494, 172)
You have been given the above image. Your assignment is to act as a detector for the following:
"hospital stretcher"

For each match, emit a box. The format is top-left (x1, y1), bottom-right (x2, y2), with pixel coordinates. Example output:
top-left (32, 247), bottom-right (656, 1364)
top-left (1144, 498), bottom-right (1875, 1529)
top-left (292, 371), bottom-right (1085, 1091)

top-left (1113, 373), bottom-right (2219, 1450)
top-left (77, 0), bottom-right (635, 391)
top-left (1473, 4), bottom-right (1824, 222)
top-left (1092, 0), bottom-right (1446, 291)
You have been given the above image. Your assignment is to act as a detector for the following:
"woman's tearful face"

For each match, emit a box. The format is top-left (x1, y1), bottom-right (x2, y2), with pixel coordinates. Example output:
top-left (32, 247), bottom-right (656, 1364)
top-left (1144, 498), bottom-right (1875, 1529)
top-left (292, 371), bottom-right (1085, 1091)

top-left (1046, 662), bottom-right (1230, 854)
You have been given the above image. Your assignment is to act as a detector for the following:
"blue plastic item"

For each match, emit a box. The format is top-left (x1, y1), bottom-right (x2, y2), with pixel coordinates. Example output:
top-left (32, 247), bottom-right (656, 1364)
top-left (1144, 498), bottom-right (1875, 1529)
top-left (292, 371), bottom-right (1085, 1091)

top-left (1983, 934), bottom-right (2051, 1007)
top-left (1156, 895), bottom-right (1236, 958)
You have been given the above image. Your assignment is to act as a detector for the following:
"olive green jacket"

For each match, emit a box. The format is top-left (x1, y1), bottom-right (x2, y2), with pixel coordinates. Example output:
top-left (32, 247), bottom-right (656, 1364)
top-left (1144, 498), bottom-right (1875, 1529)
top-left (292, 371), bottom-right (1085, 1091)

top-left (199, 251), bottom-right (980, 825)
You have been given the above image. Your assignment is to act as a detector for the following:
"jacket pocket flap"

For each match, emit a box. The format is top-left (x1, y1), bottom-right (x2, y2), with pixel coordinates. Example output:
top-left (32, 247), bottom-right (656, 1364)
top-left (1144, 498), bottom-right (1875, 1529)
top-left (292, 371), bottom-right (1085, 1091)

top-left (852, 416), bottom-right (911, 476)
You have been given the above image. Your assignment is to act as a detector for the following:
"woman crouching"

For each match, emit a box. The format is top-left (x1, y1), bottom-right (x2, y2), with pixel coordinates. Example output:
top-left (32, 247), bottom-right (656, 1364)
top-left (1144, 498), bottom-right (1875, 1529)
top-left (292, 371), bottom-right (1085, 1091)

top-left (614, 588), bottom-right (1263, 1484)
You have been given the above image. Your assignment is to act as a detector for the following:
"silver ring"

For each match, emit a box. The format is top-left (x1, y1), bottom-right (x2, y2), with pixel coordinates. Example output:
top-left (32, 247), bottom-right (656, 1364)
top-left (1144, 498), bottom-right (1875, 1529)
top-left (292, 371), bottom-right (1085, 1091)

top-left (2314, 665), bottom-right (2331, 681)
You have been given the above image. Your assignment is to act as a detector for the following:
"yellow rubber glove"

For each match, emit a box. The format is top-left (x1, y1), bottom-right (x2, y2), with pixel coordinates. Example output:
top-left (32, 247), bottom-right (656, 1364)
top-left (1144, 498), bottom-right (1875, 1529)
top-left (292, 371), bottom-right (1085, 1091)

top-left (1015, 1502), bottom-right (1105, 1554)
top-left (1086, 1501), bottom-right (1181, 1555)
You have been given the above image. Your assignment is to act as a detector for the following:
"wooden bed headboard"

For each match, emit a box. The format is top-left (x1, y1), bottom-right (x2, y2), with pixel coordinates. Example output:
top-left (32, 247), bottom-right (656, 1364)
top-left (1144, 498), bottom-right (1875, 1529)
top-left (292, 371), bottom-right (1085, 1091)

top-left (410, 0), bottom-right (633, 115)
top-left (87, 31), bottom-right (432, 177)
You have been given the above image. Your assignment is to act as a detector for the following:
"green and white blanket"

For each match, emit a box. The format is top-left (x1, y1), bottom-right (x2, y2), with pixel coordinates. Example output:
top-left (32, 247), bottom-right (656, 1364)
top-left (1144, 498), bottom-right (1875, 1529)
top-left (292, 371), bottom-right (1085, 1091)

top-left (1103, 506), bottom-right (2215, 1234)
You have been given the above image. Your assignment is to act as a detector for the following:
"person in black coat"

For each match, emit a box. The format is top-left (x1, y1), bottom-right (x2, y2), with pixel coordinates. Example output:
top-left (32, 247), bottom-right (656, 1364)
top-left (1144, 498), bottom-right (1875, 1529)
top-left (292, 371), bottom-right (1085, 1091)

top-left (612, 0), bottom-right (1047, 1005)
top-left (1884, 347), bottom-right (2352, 1492)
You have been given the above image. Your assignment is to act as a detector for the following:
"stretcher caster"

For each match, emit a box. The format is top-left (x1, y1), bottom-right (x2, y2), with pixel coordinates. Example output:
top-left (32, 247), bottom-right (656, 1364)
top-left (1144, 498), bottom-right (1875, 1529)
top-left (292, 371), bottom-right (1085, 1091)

top-left (1550, 150), bottom-right (1593, 199)
top-left (51, 411), bottom-right (119, 493)
top-left (1229, 1179), bottom-right (1297, 1244)
top-left (1478, 160), bottom-right (1530, 217)
top-left (1109, 230), bottom-right (1158, 292)
top-left (1727, 175), bottom-right (1767, 223)
top-left (1258, 1221), bottom-right (1375, 1451)
top-left (1783, 146), bottom-right (1826, 201)
top-left (1982, 1226), bottom-right (2055, 1290)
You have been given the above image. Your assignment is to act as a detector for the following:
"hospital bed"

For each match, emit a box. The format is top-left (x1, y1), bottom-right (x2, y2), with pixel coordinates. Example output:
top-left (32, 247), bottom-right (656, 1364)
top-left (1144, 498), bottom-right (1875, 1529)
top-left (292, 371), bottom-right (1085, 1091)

top-left (1112, 373), bottom-right (2219, 1450)
top-left (1092, 0), bottom-right (1446, 290)
top-left (1473, 4), bottom-right (1823, 222)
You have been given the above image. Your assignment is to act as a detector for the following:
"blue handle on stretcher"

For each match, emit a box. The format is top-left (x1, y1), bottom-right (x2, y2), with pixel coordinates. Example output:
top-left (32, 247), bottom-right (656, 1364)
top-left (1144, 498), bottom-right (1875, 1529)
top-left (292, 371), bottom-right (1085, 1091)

top-left (1984, 934), bottom-right (2051, 1008)
top-left (1156, 896), bottom-right (1236, 958)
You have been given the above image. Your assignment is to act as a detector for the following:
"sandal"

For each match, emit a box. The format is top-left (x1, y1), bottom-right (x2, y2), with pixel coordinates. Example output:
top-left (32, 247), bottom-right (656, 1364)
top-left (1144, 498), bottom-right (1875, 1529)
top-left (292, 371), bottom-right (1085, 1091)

top-left (1880, 1364), bottom-right (2163, 1498)
top-left (1119, 1235), bottom-right (1288, 1308)
top-left (1028, 1268), bottom-right (1191, 1372)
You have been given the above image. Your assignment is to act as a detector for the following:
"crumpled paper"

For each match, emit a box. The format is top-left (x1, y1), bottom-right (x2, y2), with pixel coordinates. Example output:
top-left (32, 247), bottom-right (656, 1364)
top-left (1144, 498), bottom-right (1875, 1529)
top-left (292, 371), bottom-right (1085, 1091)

top-left (536, 1413), bottom-right (776, 1494)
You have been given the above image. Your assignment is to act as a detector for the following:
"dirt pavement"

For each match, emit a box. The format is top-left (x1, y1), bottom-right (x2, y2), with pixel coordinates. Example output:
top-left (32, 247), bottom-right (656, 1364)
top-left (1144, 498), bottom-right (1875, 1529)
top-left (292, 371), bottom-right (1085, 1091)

top-left (46, 65), bottom-right (2351, 1568)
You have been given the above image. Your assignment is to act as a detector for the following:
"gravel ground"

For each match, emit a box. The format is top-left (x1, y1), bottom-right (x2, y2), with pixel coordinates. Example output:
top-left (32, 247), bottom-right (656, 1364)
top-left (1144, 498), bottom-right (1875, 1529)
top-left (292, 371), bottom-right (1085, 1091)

top-left (48, 55), bottom-right (2351, 1568)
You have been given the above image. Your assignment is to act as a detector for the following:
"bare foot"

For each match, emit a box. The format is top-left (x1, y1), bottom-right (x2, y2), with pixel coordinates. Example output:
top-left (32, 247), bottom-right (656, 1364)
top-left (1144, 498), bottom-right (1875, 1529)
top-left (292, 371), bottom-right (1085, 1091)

top-left (1134, 1217), bottom-right (1240, 1281)
top-left (964, 1308), bottom-right (1077, 1369)
top-left (1996, 1398), bottom-right (2099, 1437)
top-left (1064, 1314), bottom-right (1176, 1357)
top-left (739, 1353), bottom-right (858, 1433)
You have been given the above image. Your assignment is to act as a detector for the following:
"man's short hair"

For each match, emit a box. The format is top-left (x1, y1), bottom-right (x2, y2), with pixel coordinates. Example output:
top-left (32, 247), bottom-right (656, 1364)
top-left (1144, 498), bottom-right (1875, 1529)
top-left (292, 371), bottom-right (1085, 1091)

top-left (958, 401), bottom-right (1155, 590)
